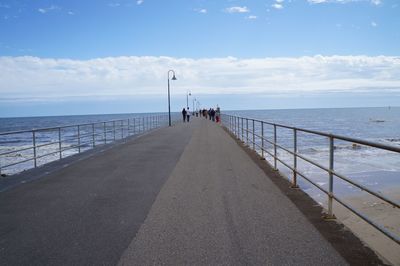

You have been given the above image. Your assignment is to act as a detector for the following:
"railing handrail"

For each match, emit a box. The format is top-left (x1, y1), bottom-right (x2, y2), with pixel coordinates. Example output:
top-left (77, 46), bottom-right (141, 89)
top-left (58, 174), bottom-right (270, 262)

top-left (0, 115), bottom-right (163, 136)
top-left (221, 113), bottom-right (400, 245)
top-left (230, 115), bottom-right (400, 153)
top-left (0, 114), bottom-right (175, 175)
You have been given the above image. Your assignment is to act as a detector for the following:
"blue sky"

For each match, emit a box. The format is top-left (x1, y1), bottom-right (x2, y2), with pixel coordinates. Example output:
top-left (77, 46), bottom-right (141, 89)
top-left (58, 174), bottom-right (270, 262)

top-left (0, 0), bottom-right (400, 117)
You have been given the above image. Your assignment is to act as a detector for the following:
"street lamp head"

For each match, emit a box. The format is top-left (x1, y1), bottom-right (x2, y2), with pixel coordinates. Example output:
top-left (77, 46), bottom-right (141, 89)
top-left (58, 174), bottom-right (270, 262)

top-left (172, 74), bottom-right (177, 80)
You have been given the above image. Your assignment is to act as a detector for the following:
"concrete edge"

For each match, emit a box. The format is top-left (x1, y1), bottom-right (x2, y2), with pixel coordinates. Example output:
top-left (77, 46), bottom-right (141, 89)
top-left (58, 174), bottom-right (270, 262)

top-left (221, 126), bottom-right (388, 266)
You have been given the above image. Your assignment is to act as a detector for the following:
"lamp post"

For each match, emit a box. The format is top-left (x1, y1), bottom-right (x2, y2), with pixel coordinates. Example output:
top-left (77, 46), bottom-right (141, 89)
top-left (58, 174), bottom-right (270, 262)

top-left (167, 70), bottom-right (177, 126)
top-left (186, 90), bottom-right (191, 110)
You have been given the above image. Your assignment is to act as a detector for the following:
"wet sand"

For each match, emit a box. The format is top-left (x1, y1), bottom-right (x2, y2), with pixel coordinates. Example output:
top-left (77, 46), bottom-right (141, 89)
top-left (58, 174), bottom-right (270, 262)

top-left (334, 188), bottom-right (400, 265)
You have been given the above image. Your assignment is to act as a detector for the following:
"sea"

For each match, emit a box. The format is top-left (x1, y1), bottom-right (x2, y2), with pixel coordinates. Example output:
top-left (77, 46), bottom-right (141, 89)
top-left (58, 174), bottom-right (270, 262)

top-left (1, 107), bottom-right (399, 203)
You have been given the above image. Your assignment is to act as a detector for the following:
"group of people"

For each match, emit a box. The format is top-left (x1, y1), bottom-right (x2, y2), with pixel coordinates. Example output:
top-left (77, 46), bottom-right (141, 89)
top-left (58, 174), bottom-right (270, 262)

top-left (181, 106), bottom-right (221, 123)
top-left (201, 107), bottom-right (220, 122)
top-left (181, 107), bottom-right (192, 122)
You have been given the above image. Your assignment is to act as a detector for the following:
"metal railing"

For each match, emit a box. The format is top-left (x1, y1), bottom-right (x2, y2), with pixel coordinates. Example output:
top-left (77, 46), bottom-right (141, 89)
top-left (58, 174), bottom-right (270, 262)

top-left (222, 114), bottom-right (400, 245)
top-left (0, 114), bottom-right (175, 176)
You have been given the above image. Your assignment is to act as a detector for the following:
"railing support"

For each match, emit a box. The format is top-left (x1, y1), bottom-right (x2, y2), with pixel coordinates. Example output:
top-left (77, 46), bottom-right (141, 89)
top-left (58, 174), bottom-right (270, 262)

top-left (121, 120), bottom-right (124, 139)
top-left (291, 128), bottom-right (299, 188)
top-left (33, 131), bottom-right (37, 168)
top-left (261, 122), bottom-right (265, 159)
top-left (273, 124), bottom-right (277, 170)
top-left (326, 135), bottom-right (336, 219)
top-left (246, 118), bottom-right (249, 146)
top-left (103, 122), bottom-right (106, 144)
top-left (252, 119), bottom-right (255, 150)
top-left (234, 116), bottom-right (237, 137)
top-left (58, 127), bottom-right (62, 159)
top-left (235, 116), bottom-right (240, 139)
top-left (78, 125), bottom-right (81, 153)
top-left (241, 117), bottom-right (244, 142)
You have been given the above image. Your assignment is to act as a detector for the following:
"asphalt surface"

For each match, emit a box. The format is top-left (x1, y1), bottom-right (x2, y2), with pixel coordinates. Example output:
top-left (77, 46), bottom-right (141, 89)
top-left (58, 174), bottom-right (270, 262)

top-left (118, 119), bottom-right (348, 265)
top-left (0, 122), bottom-right (194, 265)
top-left (1, 117), bottom-right (353, 265)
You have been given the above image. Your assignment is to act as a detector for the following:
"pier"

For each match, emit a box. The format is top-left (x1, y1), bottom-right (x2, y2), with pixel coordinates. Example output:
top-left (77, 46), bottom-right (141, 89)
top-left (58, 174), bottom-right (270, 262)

top-left (0, 118), bottom-right (386, 265)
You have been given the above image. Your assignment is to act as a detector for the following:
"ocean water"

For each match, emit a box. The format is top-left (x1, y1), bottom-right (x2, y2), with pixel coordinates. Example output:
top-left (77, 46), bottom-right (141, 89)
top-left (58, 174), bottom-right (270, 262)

top-left (0, 112), bottom-right (179, 175)
top-left (224, 107), bottom-right (400, 201)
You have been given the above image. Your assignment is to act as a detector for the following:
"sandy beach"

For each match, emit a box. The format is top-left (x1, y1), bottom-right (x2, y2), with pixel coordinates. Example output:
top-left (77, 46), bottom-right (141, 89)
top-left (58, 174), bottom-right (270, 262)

top-left (333, 188), bottom-right (400, 265)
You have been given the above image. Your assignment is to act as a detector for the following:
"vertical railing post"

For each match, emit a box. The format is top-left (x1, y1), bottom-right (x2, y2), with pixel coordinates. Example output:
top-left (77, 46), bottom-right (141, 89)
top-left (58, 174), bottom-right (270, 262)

top-left (235, 116), bottom-right (240, 139)
top-left (133, 118), bottom-right (136, 135)
top-left (33, 131), bottom-right (37, 168)
top-left (92, 123), bottom-right (95, 147)
top-left (252, 119), bottom-right (255, 150)
top-left (261, 122), bottom-right (265, 159)
top-left (58, 127), bottom-right (62, 159)
top-left (77, 125), bottom-right (81, 153)
top-left (128, 119), bottom-right (130, 136)
top-left (121, 120), bottom-right (124, 139)
top-left (246, 118), bottom-right (249, 145)
top-left (103, 122), bottom-right (106, 144)
top-left (273, 124), bottom-right (277, 170)
top-left (233, 116), bottom-right (236, 136)
top-left (292, 128), bottom-right (299, 188)
top-left (142, 117), bottom-right (145, 132)
top-left (241, 117), bottom-right (244, 142)
top-left (113, 121), bottom-right (116, 141)
top-left (327, 136), bottom-right (336, 219)
top-left (232, 116), bottom-right (234, 134)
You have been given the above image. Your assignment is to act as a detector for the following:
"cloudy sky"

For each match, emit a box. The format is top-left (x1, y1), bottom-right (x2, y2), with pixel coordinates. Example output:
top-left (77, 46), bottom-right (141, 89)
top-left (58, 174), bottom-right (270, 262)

top-left (0, 0), bottom-right (399, 116)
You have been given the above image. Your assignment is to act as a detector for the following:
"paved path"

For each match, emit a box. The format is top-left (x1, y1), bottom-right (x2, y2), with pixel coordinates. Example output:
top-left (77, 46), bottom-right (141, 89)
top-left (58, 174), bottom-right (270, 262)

top-left (0, 122), bottom-right (194, 265)
top-left (118, 118), bottom-right (347, 265)
top-left (0, 118), bottom-right (349, 265)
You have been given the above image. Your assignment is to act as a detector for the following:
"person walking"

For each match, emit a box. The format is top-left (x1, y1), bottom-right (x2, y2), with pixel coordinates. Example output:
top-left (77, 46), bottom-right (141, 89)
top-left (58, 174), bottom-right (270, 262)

top-left (186, 107), bottom-right (191, 122)
top-left (182, 108), bottom-right (187, 122)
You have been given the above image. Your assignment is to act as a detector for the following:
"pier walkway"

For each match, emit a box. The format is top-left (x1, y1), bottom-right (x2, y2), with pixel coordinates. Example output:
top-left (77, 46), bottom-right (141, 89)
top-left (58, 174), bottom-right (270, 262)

top-left (0, 118), bottom-right (371, 265)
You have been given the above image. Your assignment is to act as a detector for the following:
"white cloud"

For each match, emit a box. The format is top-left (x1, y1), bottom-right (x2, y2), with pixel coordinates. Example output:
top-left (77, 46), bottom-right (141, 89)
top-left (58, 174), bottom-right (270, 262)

top-left (1, 55), bottom-right (399, 102)
top-left (247, 15), bottom-right (258, 19)
top-left (38, 5), bottom-right (60, 14)
top-left (272, 3), bottom-right (284, 9)
top-left (308, 0), bottom-right (383, 4)
top-left (225, 6), bottom-right (250, 13)
top-left (137, 0), bottom-right (144, 5)
top-left (276, 0), bottom-right (285, 3)
top-left (195, 8), bottom-right (207, 14)
top-left (371, 0), bottom-right (382, 5)
top-left (371, 21), bottom-right (378, 27)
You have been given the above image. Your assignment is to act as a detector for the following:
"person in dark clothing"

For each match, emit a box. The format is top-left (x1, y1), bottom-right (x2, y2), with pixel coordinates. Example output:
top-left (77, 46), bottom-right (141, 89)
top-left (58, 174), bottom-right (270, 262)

top-left (211, 108), bottom-right (216, 122)
top-left (182, 108), bottom-right (187, 122)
